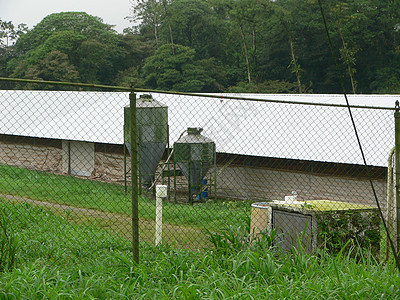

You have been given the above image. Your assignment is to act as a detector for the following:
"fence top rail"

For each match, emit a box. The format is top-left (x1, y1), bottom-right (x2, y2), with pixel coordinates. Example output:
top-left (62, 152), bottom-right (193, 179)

top-left (0, 77), bottom-right (397, 110)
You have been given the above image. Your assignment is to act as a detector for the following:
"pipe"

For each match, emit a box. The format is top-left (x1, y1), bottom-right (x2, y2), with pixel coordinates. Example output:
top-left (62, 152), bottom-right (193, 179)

top-left (155, 185), bottom-right (167, 246)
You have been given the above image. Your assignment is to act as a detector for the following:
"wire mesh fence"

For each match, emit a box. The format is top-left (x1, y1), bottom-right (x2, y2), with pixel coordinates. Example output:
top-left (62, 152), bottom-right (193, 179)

top-left (0, 84), bottom-right (398, 261)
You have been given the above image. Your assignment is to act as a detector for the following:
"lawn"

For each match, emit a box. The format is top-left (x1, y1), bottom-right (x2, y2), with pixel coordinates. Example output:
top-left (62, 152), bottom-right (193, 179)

top-left (0, 201), bottom-right (399, 299)
top-left (0, 164), bottom-right (249, 230)
top-left (0, 164), bottom-right (250, 247)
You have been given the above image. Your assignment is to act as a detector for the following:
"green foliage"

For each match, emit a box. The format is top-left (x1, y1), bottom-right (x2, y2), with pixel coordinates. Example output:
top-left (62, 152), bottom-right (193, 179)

top-left (142, 43), bottom-right (223, 91)
top-left (0, 19), bottom-right (27, 47)
top-left (7, 12), bottom-right (137, 86)
top-left (0, 208), bottom-right (18, 272)
top-left (28, 31), bottom-right (86, 63)
top-left (227, 80), bottom-right (307, 93)
top-left (315, 210), bottom-right (380, 256)
top-left (370, 67), bottom-right (400, 94)
top-left (23, 51), bottom-right (80, 86)
top-left (3, 0), bottom-right (400, 93)
top-left (15, 12), bottom-right (114, 51)
top-left (130, 0), bottom-right (400, 93)
top-left (205, 215), bottom-right (277, 255)
top-left (115, 66), bottom-right (145, 88)
top-left (0, 201), bottom-right (398, 298)
top-left (126, 0), bottom-right (164, 43)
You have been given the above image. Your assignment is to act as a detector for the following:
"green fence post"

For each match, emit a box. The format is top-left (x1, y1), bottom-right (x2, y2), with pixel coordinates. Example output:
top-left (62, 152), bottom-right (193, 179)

top-left (130, 91), bottom-right (139, 264)
top-left (395, 100), bottom-right (400, 254)
top-left (124, 141), bottom-right (127, 195)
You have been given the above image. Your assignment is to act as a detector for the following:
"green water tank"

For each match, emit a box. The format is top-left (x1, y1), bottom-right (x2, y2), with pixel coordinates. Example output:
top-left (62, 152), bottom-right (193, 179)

top-left (124, 94), bottom-right (168, 186)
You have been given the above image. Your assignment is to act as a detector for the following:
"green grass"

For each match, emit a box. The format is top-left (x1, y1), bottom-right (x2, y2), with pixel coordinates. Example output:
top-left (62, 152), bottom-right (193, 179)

top-left (0, 201), bottom-right (399, 299)
top-left (0, 164), bottom-right (249, 233)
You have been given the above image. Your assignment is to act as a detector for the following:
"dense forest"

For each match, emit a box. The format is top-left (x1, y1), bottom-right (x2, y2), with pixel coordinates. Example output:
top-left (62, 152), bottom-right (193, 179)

top-left (1, 0), bottom-right (399, 93)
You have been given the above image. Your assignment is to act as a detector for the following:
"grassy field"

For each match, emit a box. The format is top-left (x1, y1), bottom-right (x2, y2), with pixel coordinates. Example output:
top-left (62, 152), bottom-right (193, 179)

top-left (0, 164), bottom-right (252, 248)
top-left (1, 164), bottom-right (399, 298)
top-left (0, 164), bottom-right (249, 231)
top-left (0, 201), bottom-right (399, 299)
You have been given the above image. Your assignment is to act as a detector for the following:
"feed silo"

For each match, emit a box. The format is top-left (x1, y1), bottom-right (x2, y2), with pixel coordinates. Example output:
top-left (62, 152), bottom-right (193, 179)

top-left (174, 127), bottom-right (216, 202)
top-left (124, 94), bottom-right (168, 187)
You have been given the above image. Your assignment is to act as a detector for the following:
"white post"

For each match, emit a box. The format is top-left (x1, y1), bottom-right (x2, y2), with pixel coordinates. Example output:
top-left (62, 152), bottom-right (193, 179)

top-left (155, 185), bottom-right (167, 246)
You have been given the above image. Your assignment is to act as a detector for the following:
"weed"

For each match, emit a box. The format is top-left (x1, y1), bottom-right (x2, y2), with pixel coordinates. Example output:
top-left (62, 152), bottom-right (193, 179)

top-left (0, 207), bottom-right (18, 272)
top-left (0, 202), bottom-right (398, 299)
top-left (205, 216), bottom-right (276, 255)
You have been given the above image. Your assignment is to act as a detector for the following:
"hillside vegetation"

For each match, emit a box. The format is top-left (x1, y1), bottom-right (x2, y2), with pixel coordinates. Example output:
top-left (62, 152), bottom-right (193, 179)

top-left (1, 0), bottom-right (399, 93)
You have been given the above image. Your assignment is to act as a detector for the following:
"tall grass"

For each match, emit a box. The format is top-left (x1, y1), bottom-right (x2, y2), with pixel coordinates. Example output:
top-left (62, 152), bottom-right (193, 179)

top-left (0, 208), bottom-right (18, 272)
top-left (0, 201), bottom-right (399, 299)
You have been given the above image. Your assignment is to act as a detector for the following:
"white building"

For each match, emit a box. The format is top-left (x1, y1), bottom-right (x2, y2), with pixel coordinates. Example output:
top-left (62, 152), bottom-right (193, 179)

top-left (0, 90), bottom-right (397, 203)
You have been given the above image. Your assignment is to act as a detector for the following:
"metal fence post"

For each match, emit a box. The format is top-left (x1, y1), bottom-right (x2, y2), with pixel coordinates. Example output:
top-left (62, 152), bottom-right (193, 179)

top-left (395, 100), bottom-right (400, 254)
top-left (130, 91), bottom-right (139, 264)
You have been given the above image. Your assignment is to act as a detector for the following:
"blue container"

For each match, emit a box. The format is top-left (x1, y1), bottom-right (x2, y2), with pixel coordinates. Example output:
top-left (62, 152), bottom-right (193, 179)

top-left (196, 179), bottom-right (208, 200)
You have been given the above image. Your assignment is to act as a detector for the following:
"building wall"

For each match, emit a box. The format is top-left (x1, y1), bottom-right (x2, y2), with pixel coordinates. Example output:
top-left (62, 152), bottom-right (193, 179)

top-left (216, 165), bottom-right (386, 207)
top-left (0, 139), bottom-right (62, 172)
top-left (0, 139), bottom-right (387, 209)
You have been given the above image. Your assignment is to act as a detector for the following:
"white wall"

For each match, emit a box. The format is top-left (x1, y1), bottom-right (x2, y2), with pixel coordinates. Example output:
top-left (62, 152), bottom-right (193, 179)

top-left (62, 140), bottom-right (95, 177)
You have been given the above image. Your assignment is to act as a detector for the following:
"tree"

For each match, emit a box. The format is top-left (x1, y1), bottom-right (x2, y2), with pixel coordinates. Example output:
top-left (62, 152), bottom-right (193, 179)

top-left (228, 0), bottom-right (274, 83)
top-left (8, 12), bottom-right (137, 85)
top-left (15, 12), bottom-right (115, 52)
top-left (24, 51), bottom-right (80, 84)
top-left (328, 0), bottom-right (400, 93)
top-left (115, 66), bottom-right (145, 88)
top-left (164, 0), bottom-right (221, 57)
top-left (0, 19), bottom-right (28, 88)
top-left (141, 43), bottom-right (224, 91)
top-left (127, 0), bottom-right (165, 46)
top-left (0, 19), bottom-right (27, 47)
top-left (2, 1), bottom-right (400, 93)
top-left (27, 30), bottom-right (86, 63)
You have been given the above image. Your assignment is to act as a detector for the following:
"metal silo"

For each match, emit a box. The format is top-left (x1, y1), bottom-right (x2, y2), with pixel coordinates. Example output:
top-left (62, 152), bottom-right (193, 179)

top-left (174, 127), bottom-right (216, 202)
top-left (124, 94), bottom-right (168, 187)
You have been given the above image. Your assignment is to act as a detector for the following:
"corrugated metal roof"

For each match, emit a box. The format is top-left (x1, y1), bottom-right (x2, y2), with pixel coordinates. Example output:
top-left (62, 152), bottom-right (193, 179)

top-left (0, 90), bottom-right (397, 167)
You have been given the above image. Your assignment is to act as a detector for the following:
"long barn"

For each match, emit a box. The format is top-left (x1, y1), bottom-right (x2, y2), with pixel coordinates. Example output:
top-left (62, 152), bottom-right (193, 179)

top-left (0, 90), bottom-right (397, 206)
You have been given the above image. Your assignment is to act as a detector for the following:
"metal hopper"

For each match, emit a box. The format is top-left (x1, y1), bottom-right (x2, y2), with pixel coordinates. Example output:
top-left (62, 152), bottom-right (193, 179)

top-left (124, 94), bottom-right (168, 187)
top-left (174, 128), bottom-right (216, 197)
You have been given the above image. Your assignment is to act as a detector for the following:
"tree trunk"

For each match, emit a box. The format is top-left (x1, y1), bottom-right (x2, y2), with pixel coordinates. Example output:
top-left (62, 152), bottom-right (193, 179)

top-left (239, 25), bottom-right (251, 83)
top-left (162, 0), bottom-right (175, 55)
top-left (154, 22), bottom-right (159, 48)
top-left (168, 23), bottom-right (175, 55)
top-left (289, 37), bottom-right (302, 94)
top-left (150, 1), bottom-right (159, 48)
top-left (282, 20), bottom-right (302, 93)
top-left (337, 25), bottom-right (356, 94)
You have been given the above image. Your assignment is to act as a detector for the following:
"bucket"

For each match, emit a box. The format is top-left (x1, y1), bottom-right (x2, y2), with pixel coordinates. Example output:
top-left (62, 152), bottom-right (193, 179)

top-left (250, 202), bottom-right (272, 237)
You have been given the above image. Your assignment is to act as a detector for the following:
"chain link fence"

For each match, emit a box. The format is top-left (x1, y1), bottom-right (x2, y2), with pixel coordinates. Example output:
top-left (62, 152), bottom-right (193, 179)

top-left (0, 83), bottom-right (398, 260)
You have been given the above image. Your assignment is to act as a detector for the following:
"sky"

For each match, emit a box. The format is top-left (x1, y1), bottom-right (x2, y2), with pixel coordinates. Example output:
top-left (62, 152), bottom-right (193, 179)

top-left (1, 0), bottom-right (133, 33)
